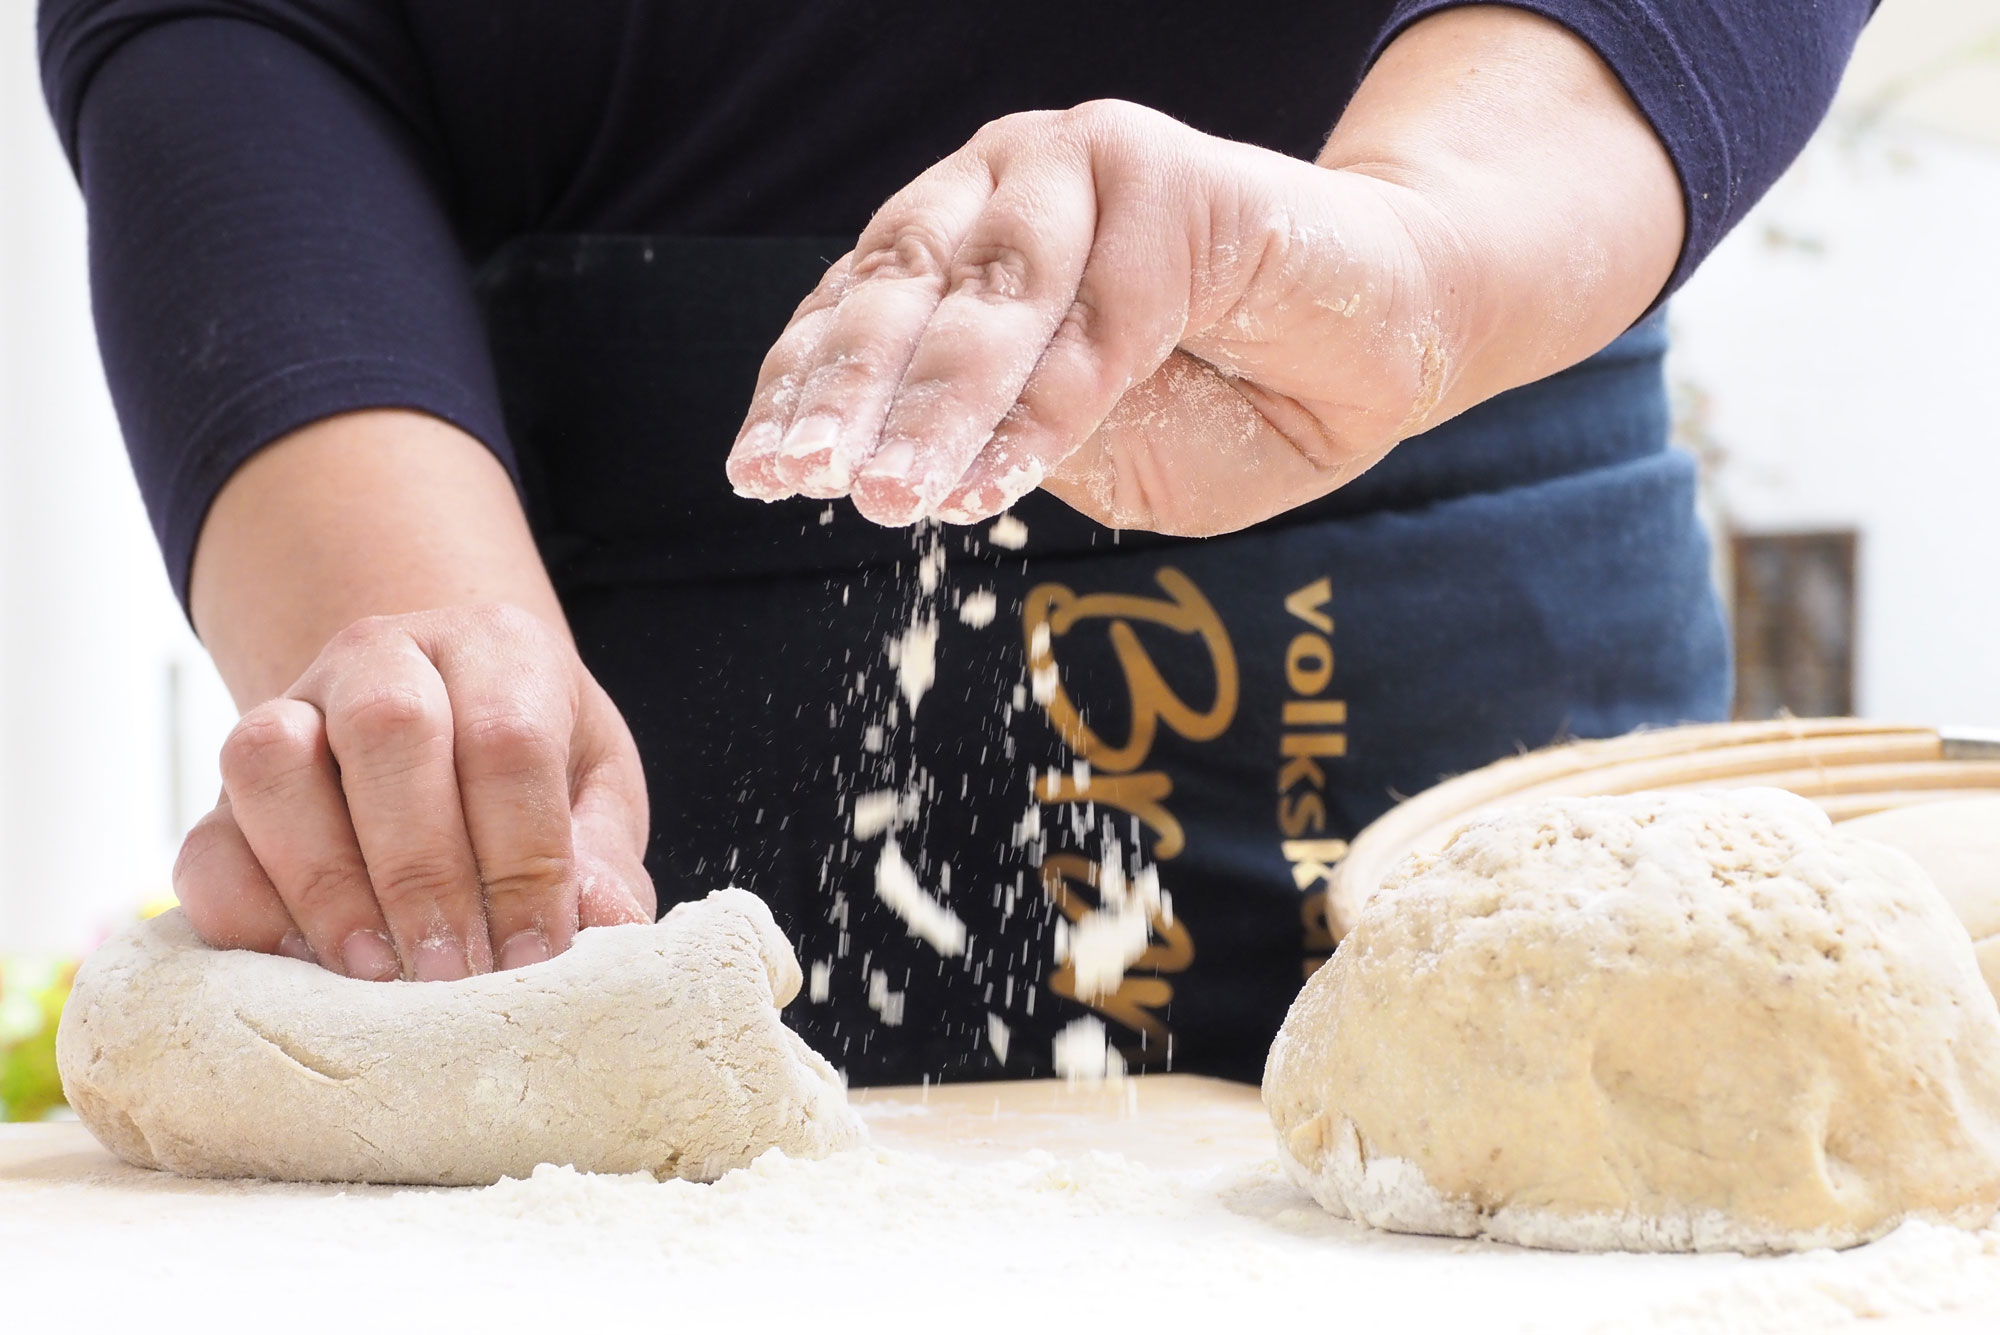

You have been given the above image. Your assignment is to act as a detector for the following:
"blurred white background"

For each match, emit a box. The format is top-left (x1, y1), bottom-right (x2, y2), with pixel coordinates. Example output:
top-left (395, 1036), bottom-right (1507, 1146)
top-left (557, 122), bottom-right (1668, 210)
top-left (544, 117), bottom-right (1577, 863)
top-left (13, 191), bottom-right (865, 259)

top-left (1, 3), bottom-right (1997, 953)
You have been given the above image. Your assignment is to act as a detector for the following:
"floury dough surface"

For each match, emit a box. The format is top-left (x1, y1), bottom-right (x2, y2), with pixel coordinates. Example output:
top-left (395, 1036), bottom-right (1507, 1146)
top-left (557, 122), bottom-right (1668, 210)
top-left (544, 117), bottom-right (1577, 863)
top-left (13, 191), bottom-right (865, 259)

top-left (1264, 789), bottom-right (2000, 1253)
top-left (1841, 798), bottom-right (2000, 1001)
top-left (55, 889), bottom-right (864, 1185)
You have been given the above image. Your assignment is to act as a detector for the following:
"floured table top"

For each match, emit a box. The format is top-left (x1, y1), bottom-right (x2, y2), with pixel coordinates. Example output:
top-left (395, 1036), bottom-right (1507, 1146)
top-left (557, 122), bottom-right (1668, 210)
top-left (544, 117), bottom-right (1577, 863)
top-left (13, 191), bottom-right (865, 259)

top-left (4, 1075), bottom-right (1998, 1332)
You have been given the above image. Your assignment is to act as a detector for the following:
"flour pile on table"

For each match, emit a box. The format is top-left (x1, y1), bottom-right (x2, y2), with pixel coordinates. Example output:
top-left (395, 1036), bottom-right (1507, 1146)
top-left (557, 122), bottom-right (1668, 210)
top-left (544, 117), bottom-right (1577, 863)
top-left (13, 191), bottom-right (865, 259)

top-left (351, 1138), bottom-right (2000, 1331)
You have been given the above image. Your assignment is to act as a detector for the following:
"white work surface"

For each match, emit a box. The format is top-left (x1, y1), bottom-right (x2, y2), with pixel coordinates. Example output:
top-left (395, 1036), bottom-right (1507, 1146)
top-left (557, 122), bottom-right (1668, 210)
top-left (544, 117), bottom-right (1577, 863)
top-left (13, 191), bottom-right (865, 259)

top-left (4, 1075), bottom-right (1998, 1332)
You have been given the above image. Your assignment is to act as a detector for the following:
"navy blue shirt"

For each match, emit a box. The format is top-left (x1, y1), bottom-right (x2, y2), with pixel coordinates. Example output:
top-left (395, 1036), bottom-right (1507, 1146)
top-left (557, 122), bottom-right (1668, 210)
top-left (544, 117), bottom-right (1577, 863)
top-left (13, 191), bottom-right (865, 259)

top-left (39, 1), bottom-right (1873, 604)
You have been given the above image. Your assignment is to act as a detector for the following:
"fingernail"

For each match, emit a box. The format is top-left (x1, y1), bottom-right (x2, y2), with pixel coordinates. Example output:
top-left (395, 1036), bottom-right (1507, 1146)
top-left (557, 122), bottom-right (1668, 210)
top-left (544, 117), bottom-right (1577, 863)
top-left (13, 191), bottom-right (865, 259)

top-left (736, 420), bottom-right (781, 456)
top-left (860, 436), bottom-right (915, 478)
top-left (497, 928), bottom-right (553, 971)
top-left (276, 930), bottom-right (316, 963)
top-left (779, 415), bottom-right (840, 460)
top-left (413, 935), bottom-right (471, 982)
top-left (728, 422), bottom-right (787, 499)
top-left (775, 416), bottom-right (852, 495)
top-left (340, 928), bottom-right (402, 982)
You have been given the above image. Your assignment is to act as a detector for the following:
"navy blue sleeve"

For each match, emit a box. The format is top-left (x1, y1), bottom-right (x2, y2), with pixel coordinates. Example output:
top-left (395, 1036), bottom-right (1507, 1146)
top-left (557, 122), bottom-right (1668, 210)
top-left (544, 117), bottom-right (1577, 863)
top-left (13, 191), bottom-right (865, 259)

top-left (1376, 0), bottom-right (1876, 303)
top-left (39, 5), bottom-right (515, 611)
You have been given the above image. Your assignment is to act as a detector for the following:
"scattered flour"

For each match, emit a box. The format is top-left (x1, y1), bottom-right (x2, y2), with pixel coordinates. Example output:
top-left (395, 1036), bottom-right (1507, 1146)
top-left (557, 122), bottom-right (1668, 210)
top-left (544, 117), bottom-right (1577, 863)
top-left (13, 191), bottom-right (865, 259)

top-left (958, 587), bottom-right (998, 628)
top-left (866, 968), bottom-right (906, 1026)
top-left (1028, 621), bottom-right (1060, 704)
top-left (873, 839), bottom-right (968, 956)
top-left (988, 512), bottom-right (1029, 549)
top-left (888, 616), bottom-right (939, 713)
top-left (849, 788), bottom-right (918, 840)
top-left (986, 1012), bottom-right (1013, 1064)
top-left (1063, 844), bottom-right (1166, 1002)
top-left (1053, 1016), bottom-right (1126, 1086)
top-left (329, 1149), bottom-right (2000, 1332)
top-left (13, 1105), bottom-right (2000, 1332)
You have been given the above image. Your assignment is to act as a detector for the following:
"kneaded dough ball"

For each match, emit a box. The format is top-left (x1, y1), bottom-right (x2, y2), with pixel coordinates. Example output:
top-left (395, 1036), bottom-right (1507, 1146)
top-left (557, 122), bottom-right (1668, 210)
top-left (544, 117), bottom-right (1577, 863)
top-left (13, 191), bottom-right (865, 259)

top-left (58, 888), bottom-right (864, 1185)
top-left (1263, 789), bottom-right (2000, 1253)
top-left (1841, 798), bottom-right (2000, 1002)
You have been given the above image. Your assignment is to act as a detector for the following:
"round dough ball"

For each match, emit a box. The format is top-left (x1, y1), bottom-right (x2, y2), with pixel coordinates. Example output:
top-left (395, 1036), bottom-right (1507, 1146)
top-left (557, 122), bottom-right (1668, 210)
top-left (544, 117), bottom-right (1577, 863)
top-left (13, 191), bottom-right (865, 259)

top-left (1841, 798), bottom-right (2000, 1002)
top-left (1263, 789), bottom-right (2000, 1252)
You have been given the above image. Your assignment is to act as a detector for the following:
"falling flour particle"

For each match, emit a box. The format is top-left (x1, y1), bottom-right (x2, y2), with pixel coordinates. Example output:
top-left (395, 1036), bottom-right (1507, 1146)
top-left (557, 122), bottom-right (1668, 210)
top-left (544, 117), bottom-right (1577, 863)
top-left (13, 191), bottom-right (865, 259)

top-left (1066, 853), bottom-right (1164, 1002)
top-left (809, 961), bottom-right (831, 1003)
top-left (874, 840), bottom-right (968, 957)
top-left (988, 513), bottom-right (1029, 550)
top-left (866, 969), bottom-right (906, 1026)
top-left (1052, 1016), bottom-right (1125, 1086)
top-left (917, 543), bottom-right (946, 594)
top-left (891, 618), bottom-right (939, 713)
top-left (851, 789), bottom-right (918, 840)
top-left (1027, 622), bottom-right (1059, 704)
top-left (986, 1013), bottom-right (1013, 1065)
top-left (958, 589), bottom-right (998, 628)
top-left (1067, 906), bottom-right (1152, 1003)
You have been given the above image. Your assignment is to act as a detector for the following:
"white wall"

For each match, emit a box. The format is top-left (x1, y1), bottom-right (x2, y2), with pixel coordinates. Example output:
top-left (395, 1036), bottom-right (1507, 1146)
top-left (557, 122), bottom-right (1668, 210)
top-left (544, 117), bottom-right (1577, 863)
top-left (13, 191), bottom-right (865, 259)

top-left (0, 10), bottom-right (233, 954)
top-left (1667, 11), bottom-right (2000, 727)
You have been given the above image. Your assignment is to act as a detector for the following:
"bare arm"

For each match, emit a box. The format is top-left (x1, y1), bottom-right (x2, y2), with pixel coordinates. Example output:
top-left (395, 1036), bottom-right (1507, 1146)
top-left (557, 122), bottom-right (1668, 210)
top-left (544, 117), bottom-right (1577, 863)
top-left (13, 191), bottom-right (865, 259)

top-left (1317, 5), bottom-right (1682, 417)
top-left (178, 410), bottom-right (654, 981)
top-left (726, 6), bottom-right (1684, 532)
top-left (191, 410), bottom-right (568, 704)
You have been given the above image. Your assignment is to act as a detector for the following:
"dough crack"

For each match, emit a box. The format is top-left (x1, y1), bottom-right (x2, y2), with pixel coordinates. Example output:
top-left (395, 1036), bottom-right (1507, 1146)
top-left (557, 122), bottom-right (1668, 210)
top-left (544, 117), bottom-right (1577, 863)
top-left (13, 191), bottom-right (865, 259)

top-left (232, 1008), bottom-right (360, 1083)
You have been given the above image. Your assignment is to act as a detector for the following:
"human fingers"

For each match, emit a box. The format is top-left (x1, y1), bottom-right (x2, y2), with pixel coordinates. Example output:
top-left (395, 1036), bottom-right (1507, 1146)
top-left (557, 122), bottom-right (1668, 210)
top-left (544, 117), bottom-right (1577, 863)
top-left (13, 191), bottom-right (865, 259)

top-left (217, 698), bottom-right (401, 979)
top-left (726, 256), bottom-right (854, 500)
top-left (570, 680), bottom-right (656, 929)
top-left (173, 797), bottom-right (311, 961)
top-left (848, 129), bottom-right (1105, 525)
top-left (300, 619), bottom-right (490, 982)
top-left (730, 145), bottom-right (1006, 504)
top-left (415, 605), bottom-right (583, 971)
top-left (932, 123), bottom-right (1195, 523)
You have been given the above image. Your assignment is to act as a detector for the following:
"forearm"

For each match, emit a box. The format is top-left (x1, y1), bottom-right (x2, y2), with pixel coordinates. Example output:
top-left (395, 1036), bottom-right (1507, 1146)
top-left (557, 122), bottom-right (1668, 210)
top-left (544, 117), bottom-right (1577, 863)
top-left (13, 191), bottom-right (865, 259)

top-left (189, 410), bottom-right (568, 708)
top-left (1317, 6), bottom-right (1684, 429)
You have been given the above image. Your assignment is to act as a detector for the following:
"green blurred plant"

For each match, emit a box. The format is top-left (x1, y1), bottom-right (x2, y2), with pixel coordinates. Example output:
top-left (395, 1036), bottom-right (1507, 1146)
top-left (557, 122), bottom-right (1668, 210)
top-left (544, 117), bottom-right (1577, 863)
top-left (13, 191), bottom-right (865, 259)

top-left (0, 958), bottom-right (76, 1121)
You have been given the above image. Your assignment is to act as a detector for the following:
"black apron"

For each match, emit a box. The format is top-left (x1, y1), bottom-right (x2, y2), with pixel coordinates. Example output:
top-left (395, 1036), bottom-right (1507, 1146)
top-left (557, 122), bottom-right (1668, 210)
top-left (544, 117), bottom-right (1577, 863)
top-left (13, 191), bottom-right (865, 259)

top-left (476, 236), bottom-right (1729, 1085)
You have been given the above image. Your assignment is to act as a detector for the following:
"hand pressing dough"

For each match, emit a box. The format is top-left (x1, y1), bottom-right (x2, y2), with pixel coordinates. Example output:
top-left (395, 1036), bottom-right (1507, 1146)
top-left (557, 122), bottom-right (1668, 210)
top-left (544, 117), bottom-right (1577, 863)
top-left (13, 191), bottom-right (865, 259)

top-left (1841, 798), bottom-right (2000, 1001)
top-left (57, 889), bottom-right (865, 1185)
top-left (1264, 789), bottom-right (2000, 1253)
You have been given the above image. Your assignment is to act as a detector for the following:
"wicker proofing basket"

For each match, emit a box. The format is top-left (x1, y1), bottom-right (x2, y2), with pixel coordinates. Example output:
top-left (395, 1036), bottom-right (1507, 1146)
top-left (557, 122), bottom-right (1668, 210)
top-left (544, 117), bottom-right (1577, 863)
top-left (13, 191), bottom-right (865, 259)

top-left (1326, 718), bottom-right (2000, 942)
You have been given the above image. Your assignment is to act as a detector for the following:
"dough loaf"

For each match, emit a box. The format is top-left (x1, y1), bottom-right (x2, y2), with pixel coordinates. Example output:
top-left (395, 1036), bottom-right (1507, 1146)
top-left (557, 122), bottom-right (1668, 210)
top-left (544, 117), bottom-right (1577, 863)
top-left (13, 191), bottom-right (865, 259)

top-left (1841, 797), bottom-right (2000, 1001)
top-left (57, 888), bottom-right (864, 1185)
top-left (1264, 789), bottom-right (2000, 1252)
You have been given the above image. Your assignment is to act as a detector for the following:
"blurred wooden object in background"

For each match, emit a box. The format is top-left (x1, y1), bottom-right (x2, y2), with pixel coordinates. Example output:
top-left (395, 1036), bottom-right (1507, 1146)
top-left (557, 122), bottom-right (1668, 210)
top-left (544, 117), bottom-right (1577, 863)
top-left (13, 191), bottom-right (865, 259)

top-left (1731, 529), bottom-right (1858, 720)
